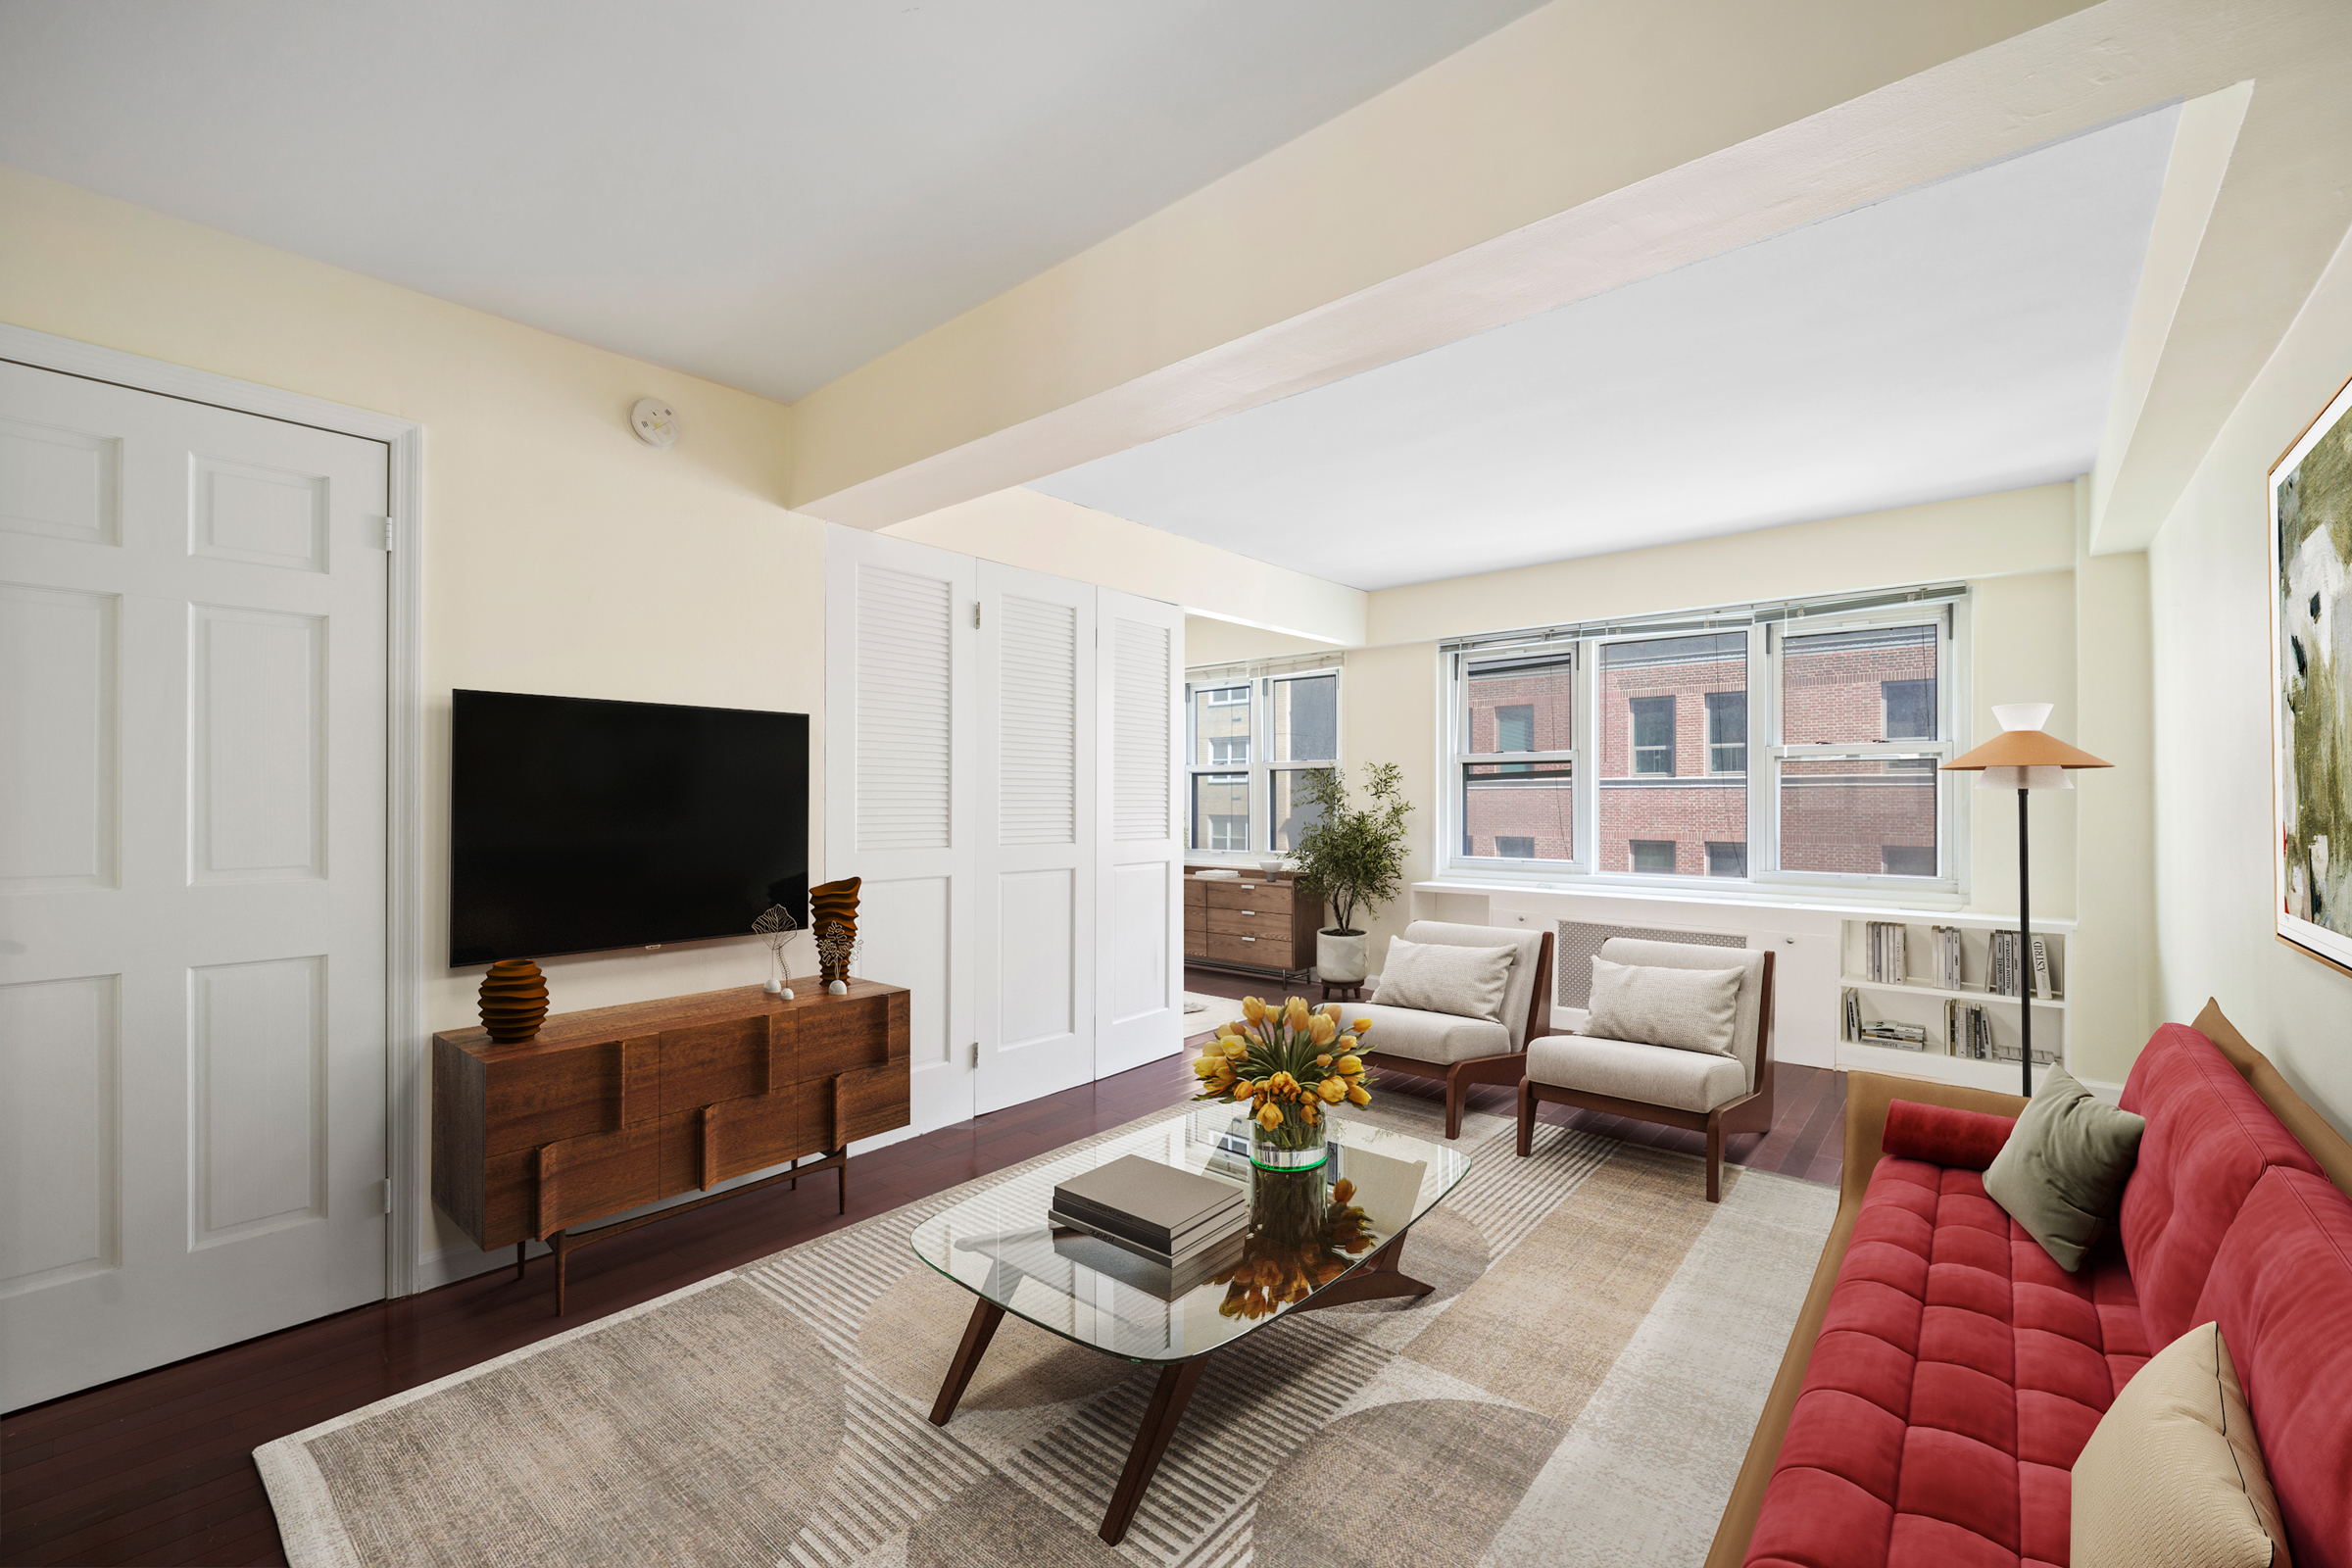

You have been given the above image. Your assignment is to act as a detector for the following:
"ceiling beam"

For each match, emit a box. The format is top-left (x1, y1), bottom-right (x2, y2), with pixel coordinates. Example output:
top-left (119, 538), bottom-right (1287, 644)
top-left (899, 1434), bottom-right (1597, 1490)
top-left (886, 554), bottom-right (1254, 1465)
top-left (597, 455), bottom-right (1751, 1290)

top-left (785, 0), bottom-right (2091, 524)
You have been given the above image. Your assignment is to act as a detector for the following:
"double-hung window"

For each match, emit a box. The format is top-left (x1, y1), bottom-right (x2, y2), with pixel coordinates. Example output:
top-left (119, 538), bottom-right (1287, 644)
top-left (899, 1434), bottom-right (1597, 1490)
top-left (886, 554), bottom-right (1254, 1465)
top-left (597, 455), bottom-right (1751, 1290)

top-left (1184, 659), bottom-right (1341, 854)
top-left (1445, 586), bottom-right (1965, 895)
top-left (1456, 648), bottom-right (1575, 861)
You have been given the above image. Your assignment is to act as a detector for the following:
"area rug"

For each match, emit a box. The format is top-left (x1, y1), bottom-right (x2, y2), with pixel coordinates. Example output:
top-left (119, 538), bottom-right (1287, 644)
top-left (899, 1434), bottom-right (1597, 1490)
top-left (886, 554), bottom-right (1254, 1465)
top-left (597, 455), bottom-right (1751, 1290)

top-left (257, 1096), bottom-right (1836, 1568)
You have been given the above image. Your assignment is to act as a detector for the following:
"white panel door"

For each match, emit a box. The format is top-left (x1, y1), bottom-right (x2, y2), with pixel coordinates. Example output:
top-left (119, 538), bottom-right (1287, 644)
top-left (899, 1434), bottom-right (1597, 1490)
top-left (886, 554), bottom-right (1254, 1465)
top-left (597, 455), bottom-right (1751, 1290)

top-left (973, 563), bottom-right (1096, 1113)
top-left (1095, 590), bottom-right (1186, 1077)
top-left (824, 527), bottom-right (976, 1135)
top-left (0, 360), bottom-right (388, 1408)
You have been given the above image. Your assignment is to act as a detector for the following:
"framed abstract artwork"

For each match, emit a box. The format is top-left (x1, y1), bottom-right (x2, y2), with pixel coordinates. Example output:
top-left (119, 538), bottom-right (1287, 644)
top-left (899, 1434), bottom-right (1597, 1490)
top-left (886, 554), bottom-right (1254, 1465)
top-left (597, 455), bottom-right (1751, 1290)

top-left (2271, 368), bottom-right (2352, 975)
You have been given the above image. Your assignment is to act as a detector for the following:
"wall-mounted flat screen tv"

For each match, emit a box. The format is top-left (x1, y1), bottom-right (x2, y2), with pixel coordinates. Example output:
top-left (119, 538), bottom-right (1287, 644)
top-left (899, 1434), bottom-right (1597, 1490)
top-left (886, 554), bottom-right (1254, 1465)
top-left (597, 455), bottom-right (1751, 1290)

top-left (449, 690), bottom-right (808, 968)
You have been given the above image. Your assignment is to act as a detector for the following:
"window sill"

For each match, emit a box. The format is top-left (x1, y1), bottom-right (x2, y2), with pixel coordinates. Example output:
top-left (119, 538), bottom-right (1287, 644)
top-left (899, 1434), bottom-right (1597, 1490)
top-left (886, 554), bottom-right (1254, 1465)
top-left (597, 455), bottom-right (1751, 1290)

top-left (1414, 874), bottom-right (2076, 931)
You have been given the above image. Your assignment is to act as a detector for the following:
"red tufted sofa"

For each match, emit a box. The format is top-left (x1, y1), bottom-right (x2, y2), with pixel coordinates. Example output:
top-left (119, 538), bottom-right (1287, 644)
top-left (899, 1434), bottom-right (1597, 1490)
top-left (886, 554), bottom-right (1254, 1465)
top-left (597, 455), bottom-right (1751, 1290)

top-left (1707, 1003), bottom-right (2352, 1568)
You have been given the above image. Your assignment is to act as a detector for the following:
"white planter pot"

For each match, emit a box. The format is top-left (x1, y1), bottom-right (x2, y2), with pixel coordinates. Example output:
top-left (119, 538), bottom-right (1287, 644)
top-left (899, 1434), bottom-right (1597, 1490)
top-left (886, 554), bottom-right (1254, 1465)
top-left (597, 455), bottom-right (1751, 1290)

top-left (1316, 930), bottom-right (1369, 984)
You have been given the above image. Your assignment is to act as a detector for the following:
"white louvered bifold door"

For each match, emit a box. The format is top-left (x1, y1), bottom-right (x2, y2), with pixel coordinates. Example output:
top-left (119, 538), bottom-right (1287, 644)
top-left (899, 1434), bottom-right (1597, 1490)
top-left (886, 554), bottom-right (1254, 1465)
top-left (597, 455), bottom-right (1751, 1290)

top-left (1095, 588), bottom-right (1185, 1077)
top-left (824, 528), bottom-right (975, 1134)
top-left (972, 563), bottom-right (1096, 1113)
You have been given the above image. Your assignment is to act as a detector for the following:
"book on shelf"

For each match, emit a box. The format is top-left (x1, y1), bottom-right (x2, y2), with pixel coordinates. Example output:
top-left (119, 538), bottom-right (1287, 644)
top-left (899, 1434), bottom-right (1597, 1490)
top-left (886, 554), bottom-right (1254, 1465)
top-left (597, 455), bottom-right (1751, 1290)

top-left (1930, 925), bottom-right (1963, 991)
top-left (1865, 921), bottom-right (1908, 984)
top-left (1944, 1000), bottom-right (1993, 1059)
top-left (1841, 987), bottom-right (1861, 1043)
top-left (1052, 1154), bottom-right (1246, 1259)
top-left (1857, 1019), bottom-right (1929, 1051)
top-left (1987, 931), bottom-right (2057, 1000)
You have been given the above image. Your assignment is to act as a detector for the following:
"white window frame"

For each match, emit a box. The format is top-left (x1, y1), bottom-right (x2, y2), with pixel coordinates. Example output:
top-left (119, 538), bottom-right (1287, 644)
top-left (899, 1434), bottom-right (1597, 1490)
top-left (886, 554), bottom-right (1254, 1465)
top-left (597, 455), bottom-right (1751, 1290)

top-left (1184, 658), bottom-right (1342, 857)
top-left (1441, 589), bottom-right (1970, 903)
top-left (1451, 641), bottom-right (1582, 871)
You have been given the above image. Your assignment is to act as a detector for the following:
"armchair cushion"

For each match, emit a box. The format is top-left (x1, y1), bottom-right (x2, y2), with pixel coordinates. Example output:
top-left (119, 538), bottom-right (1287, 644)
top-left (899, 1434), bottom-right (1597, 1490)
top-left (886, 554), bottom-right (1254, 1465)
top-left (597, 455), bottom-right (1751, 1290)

top-left (1372, 936), bottom-right (1517, 1024)
top-left (1586, 956), bottom-right (1744, 1056)
top-left (1527, 1032), bottom-right (1748, 1114)
top-left (1599, 938), bottom-right (1767, 1093)
top-left (1391, 921), bottom-right (1549, 1050)
top-left (1356, 1004), bottom-right (1514, 1066)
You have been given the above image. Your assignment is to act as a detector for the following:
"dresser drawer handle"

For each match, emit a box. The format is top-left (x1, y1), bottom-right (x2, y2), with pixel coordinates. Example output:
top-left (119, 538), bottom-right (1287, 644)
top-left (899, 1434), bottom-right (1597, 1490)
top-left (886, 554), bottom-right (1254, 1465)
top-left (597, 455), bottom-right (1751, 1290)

top-left (1240, 935), bottom-right (1255, 943)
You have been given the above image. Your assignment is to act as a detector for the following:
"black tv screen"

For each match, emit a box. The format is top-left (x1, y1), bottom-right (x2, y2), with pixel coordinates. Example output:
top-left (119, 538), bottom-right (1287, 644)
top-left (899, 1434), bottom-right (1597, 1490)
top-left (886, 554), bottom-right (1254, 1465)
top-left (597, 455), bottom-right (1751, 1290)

top-left (449, 690), bottom-right (808, 968)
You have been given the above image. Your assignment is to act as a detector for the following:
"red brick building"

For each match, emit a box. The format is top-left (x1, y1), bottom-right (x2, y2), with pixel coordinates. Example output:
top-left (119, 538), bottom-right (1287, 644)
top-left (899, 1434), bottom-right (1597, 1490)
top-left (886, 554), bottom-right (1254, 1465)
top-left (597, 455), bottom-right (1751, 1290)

top-left (1462, 623), bottom-right (1938, 877)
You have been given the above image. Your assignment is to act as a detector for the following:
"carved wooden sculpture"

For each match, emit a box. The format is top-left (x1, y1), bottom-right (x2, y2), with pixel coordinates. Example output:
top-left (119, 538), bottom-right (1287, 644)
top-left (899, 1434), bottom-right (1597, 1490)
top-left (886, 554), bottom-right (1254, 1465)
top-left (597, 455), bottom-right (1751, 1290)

top-left (808, 876), bottom-right (862, 986)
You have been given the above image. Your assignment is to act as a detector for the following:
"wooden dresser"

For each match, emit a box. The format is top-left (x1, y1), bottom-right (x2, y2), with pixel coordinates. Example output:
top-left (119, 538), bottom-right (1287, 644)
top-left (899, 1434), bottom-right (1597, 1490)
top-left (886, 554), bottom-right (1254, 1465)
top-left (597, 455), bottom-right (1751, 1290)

top-left (1182, 868), bottom-right (1320, 977)
top-left (432, 979), bottom-right (909, 1309)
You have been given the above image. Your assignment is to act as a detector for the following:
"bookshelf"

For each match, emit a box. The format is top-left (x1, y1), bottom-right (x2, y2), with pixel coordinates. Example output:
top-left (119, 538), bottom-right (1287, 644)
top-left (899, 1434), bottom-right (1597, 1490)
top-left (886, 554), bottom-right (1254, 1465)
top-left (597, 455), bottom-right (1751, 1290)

top-left (1837, 913), bottom-right (2073, 1093)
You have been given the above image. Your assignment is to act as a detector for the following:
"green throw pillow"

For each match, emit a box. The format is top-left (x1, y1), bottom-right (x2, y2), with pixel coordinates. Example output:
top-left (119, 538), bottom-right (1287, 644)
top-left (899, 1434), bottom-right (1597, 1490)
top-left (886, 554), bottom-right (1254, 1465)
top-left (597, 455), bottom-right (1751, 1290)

top-left (1983, 1063), bottom-right (2147, 1273)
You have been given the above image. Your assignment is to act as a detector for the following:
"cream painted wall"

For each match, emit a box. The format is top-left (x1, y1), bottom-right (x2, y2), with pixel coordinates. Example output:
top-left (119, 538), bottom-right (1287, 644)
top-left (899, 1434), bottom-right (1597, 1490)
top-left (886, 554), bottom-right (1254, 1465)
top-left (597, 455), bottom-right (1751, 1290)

top-left (2147, 221), bottom-right (2352, 1138)
top-left (0, 164), bottom-right (821, 1268)
top-left (1267, 491), bottom-right (2144, 1077)
top-left (888, 486), bottom-right (1363, 645)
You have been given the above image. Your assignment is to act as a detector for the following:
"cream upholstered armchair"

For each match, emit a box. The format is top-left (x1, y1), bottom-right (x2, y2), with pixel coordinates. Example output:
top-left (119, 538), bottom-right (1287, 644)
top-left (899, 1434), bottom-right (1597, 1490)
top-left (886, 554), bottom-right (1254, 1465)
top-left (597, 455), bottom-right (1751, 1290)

top-left (1353, 920), bottom-right (1553, 1140)
top-left (1516, 936), bottom-right (1775, 1200)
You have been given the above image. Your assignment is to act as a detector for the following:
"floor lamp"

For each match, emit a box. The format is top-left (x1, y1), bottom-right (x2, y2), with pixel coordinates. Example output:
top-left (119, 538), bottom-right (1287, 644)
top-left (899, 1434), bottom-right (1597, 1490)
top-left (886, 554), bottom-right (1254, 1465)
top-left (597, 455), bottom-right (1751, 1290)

top-left (1941, 704), bottom-right (2111, 1096)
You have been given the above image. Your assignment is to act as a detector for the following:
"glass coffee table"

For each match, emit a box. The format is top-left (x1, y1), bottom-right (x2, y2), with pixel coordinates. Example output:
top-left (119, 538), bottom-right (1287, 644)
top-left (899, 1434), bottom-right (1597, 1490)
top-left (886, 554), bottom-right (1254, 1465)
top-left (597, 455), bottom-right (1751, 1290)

top-left (910, 1105), bottom-right (1470, 1544)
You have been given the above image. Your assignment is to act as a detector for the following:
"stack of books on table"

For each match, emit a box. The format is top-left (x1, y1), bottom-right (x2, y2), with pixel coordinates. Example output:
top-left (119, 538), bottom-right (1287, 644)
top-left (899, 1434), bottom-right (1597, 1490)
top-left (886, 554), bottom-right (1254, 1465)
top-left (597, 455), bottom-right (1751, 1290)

top-left (1050, 1154), bottom-right (1249, 1299)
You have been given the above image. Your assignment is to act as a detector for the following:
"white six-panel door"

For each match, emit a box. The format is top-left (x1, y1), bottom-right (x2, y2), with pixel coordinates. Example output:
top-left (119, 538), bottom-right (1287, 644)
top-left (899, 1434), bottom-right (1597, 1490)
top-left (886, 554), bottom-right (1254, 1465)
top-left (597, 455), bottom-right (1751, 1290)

top-left (974, 562), bottom-right (1097, 1113)
top-left (0, 360), bottom-right (389, 1409)
top-left (824, 529), bottom-right (978, 1133)
top-left (1096, 590), bottom-right (1186, 1078)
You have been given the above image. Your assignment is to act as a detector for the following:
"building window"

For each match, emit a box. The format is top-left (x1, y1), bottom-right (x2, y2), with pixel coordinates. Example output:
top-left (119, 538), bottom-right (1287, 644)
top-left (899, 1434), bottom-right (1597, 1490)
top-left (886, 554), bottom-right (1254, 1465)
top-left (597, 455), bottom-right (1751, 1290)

top-left (1778, 623), bottom-right (1944, 879)
top-left (1628, 695), bottom-right (1676, 774)
top-left (1882, 678), bottom-right (1935, 740)
top-left (1444, 589), bottom-right (1961, 893)
top-left (1706, 691), bottom-right (1746, 773)
top-left (1185, 662), bottom-right (1341, 854)
top-left (1458, 649), bottom-right (1575, 860)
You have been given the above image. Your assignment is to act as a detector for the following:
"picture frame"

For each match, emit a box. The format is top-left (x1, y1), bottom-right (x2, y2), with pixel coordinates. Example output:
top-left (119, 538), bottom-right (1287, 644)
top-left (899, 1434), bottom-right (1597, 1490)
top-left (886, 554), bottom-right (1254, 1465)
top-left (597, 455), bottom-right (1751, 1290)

top-left (2269, 367), bottom-right (2352, 977)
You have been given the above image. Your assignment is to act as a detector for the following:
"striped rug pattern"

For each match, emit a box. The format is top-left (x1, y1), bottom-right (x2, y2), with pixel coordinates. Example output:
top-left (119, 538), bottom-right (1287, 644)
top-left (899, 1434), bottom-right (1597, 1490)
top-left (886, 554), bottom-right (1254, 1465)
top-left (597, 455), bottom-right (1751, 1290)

top-left (257, 1097), bottom-right (1836, 1568)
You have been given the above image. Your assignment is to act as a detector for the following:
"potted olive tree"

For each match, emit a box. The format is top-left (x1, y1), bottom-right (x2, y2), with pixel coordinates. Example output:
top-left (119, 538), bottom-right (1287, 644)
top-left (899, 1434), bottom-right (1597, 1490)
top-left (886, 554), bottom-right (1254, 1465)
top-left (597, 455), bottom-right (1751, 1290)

top-left (1292, 762), bottom-right (1412, 985)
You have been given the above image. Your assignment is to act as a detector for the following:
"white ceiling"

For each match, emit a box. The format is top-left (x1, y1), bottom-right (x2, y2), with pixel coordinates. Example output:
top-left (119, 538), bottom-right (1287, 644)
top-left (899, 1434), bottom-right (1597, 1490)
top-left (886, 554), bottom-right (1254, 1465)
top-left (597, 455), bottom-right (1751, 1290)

top-left (0, 0), bottom-right (1545, 402)
top-left (1032, 107), bottom-right (2182, 591)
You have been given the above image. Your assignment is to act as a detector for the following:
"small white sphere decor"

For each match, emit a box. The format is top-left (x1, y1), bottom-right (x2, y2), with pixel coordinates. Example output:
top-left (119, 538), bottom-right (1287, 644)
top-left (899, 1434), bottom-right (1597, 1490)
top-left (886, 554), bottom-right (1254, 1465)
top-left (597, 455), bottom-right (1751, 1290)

top-left (827, 979), bottom-right (849, 995)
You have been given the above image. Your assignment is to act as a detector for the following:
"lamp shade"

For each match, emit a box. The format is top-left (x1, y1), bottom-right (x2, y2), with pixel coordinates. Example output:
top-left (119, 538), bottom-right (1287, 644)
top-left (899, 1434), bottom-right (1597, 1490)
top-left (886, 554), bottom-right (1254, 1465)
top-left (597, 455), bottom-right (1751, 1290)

top-left (1943, 703), bottom-right (2110, 789)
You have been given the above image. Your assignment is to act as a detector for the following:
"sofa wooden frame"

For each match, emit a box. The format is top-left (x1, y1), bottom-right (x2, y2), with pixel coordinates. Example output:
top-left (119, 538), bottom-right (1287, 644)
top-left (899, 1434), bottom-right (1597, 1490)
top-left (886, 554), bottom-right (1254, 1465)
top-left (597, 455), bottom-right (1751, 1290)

top-left (1365, 930), bottom-right (1555, 1141)
top-left (1700, 998), bottom-right (2352, 1568)
top-left (1514, 948), bottom-right (1777, 1202)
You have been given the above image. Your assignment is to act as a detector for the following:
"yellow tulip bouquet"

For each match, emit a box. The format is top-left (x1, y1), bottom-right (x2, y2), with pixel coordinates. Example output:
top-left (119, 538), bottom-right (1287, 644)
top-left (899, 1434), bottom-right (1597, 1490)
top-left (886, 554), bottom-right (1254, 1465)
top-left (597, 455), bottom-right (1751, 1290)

top-left (1191, 995), bottom-right (1374, 1161)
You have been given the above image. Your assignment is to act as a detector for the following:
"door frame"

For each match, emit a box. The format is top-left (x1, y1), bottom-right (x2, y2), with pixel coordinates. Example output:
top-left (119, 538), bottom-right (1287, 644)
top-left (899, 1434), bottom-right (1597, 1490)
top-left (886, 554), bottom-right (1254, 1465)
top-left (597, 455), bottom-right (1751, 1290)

top-left (0, 321), bottom-right (428, 1298)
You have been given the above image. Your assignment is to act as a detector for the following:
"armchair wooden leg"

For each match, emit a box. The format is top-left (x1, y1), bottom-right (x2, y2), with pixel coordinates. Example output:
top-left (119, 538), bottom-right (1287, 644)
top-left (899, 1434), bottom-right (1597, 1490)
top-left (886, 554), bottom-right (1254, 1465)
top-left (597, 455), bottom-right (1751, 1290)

top-left (1705, 1116), bottom-right (1724, 1203)
top-left (1444, 1063), bottom-right (1465, 1141)
top-left (1516, 1077), bottom-right (1535, 1157)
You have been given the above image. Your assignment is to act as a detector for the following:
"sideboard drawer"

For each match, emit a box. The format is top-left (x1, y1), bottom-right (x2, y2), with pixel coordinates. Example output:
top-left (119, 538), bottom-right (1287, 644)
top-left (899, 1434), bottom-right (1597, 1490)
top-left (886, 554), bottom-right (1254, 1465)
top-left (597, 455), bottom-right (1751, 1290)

top-left (1204, 879), bottom-right (1287, 910)
top-left (705, 1087), bottom-right (821, 1188)
top-left (535, 1121), bottom-right (660, 1239)
top-left (660, 1016), bottom-right (772, 1114)
top-left (1206, 929), bottom-right (1288, 967)
top-left (1206, 904), bottom-right (1282, 936)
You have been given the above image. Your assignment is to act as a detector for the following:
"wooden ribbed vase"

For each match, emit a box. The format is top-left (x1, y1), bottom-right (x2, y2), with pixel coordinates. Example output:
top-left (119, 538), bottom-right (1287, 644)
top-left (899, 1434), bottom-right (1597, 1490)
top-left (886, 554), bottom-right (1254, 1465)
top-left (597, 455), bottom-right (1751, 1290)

top-left (479, 958), bottom-right (549, 1044)
top-left (809, 876), bottom-right (861, 985)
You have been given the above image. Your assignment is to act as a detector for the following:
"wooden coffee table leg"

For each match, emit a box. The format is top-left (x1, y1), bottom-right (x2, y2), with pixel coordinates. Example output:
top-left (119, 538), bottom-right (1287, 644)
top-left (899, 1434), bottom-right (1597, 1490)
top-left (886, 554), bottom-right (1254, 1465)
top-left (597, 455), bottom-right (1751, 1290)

top-left (1295, 1232), bottom-right (1435, 1311)
top-left (928, 1298), bottom-right (1006, 1426)
top-left (1100, 1357), bottom-right (1207, 1545)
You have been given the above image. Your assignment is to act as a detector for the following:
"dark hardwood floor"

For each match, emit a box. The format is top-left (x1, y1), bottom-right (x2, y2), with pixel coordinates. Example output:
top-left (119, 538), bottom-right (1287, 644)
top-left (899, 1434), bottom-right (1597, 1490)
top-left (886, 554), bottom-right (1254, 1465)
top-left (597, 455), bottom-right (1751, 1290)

top-left (2, 979), bottom-right (1843, 1567)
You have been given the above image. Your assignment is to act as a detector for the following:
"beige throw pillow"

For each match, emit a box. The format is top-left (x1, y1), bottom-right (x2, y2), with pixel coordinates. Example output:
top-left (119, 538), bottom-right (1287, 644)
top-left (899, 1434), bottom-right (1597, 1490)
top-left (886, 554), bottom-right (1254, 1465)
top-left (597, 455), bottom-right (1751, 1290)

top-left (1372, 937), bottom-right (1516, 1023)
top-left (1582, 957), bottom-right (1744, 1056)
top-left (1983, 1062), bottom-right (2146, 1272)
top-left (2072, 1321), bottom-right (2292, 1568)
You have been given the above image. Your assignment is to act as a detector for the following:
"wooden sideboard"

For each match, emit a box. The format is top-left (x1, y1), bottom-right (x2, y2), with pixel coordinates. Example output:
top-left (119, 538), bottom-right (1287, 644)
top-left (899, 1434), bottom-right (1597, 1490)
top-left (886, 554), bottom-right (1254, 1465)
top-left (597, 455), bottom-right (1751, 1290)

top-left (1182, 867), bottom-right (1320, 977)
top-left (432, 979), bottom-right (909, 1310)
